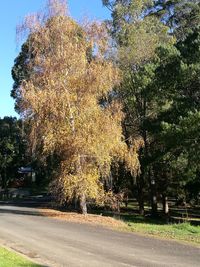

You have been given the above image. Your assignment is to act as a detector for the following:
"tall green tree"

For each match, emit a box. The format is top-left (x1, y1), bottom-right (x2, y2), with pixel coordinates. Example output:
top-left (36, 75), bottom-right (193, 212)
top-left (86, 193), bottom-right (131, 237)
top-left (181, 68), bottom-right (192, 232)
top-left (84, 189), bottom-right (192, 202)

top-left (152, 0), bottom-right (200, 40)
top-left (11, 38), bottom-right (34, 113)
top-left (152, 23), bottom-right (200, 206)
top-left (103, 0), bottom-right (173, 215)
top-left (0, 117), bottom-right (26, 190)
top-left (103, 0), bottom-right (200, 216)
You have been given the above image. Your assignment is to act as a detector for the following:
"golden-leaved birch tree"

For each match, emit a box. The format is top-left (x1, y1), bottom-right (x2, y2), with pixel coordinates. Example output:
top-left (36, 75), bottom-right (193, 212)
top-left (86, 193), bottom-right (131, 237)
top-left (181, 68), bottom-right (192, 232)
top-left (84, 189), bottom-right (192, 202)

top-left (18, 0), bottom-right (140, 214)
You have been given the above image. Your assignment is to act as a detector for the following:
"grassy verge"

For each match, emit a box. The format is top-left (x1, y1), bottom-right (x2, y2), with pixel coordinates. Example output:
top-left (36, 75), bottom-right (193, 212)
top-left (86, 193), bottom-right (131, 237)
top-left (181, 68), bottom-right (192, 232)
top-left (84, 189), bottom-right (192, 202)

top-left (121, 214), bottom-right (200, 245)
top-left (0, 247), bottom-right (41, 267)
top-left (39, 206), bottom-right (200, 245)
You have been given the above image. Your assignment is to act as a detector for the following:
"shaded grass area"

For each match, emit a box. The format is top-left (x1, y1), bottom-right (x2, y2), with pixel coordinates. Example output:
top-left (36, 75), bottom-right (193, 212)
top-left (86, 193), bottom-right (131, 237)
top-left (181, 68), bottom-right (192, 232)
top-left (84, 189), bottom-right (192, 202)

top-left (120, 213), bottom-right (200, 245)
top-left (88, 199), bottom-right (200, 245)
top-left (0, 247), bottom-right (41, 267)
top-left (91, 200), bottom-right (200, 245)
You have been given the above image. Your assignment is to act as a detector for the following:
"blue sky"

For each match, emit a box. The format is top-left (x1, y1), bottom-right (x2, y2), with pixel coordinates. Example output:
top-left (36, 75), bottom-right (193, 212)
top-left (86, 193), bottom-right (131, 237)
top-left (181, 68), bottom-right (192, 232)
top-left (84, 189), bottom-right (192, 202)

top-left (0, 0), bottom-right (110, 118)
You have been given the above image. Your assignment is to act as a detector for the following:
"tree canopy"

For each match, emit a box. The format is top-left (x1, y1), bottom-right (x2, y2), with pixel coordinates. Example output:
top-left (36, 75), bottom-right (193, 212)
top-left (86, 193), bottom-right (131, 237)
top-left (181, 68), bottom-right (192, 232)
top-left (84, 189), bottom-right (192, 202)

top-left (12, 0), bottom-right (140, 213)
top-left (9, 0), bottom-right (200, 216)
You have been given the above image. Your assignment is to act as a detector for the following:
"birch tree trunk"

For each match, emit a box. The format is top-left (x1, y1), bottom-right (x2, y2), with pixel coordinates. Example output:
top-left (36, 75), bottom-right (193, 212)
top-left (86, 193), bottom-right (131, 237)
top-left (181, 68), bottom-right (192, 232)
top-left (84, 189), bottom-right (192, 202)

top-left (80, 192), bottom-right (87, 215)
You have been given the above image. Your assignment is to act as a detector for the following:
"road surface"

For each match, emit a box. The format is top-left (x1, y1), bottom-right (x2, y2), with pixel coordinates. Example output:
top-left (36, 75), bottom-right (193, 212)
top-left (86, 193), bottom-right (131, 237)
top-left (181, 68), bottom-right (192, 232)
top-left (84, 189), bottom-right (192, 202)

top-left (0, 204), bottom-right (199, 267)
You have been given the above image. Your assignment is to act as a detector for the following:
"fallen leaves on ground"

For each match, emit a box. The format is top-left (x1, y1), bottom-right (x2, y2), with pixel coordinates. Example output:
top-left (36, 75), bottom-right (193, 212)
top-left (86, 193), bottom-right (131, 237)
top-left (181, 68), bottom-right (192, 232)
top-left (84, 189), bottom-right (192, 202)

top-left (39, 208), bottom-right (126, 229)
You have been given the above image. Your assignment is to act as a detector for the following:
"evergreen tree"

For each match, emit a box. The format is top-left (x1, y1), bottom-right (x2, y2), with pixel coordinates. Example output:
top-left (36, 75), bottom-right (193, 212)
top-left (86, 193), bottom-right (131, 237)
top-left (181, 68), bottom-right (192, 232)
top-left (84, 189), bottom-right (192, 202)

top-left (0, 117), bottom-right (26, 191)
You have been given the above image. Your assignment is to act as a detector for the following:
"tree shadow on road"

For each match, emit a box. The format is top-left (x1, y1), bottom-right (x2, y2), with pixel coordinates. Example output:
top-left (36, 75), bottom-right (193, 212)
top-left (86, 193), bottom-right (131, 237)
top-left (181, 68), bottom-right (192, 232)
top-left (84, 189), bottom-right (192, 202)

top-left (0, 200), bottom-right (47, 217)
top-left (0, 207), bottom-right (44, 217)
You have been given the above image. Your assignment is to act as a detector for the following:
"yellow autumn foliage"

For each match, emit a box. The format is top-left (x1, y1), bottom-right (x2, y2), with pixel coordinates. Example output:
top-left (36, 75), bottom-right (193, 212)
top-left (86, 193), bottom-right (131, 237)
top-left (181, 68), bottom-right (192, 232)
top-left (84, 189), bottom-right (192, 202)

top-left (18, 0), bottom-right (141, 212)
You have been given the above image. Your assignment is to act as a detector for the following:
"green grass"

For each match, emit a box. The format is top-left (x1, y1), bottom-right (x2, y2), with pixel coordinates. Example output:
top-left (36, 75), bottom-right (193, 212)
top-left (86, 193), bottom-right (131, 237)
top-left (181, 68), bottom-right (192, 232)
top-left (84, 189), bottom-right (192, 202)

top-left (121, 214), bottom-right (200, 245)
top-left (0, 247), bottom-right (41, 267)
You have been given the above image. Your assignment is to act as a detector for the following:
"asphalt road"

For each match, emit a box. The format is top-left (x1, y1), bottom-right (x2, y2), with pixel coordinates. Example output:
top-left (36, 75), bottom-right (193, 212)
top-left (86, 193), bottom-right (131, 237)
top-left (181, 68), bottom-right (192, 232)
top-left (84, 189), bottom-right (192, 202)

top-left (0, 204), bottom-right (199, 267)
